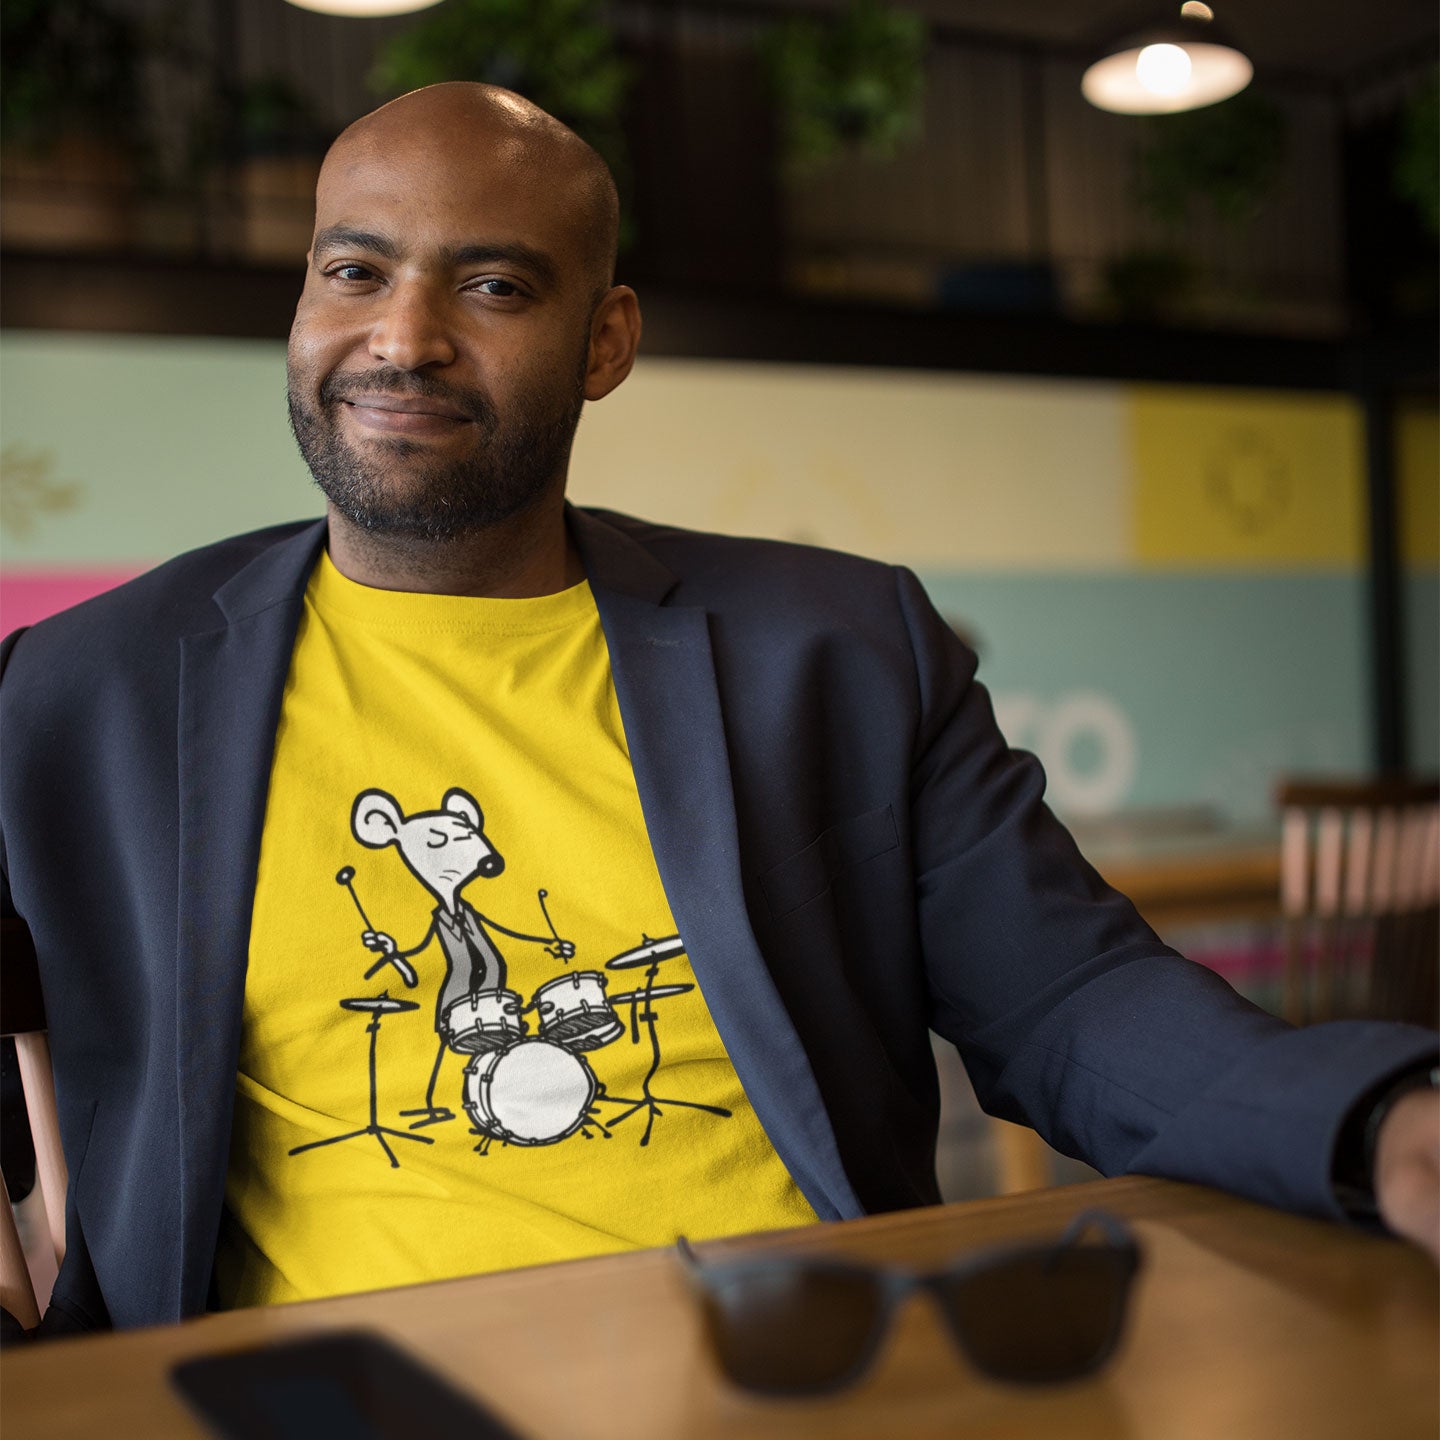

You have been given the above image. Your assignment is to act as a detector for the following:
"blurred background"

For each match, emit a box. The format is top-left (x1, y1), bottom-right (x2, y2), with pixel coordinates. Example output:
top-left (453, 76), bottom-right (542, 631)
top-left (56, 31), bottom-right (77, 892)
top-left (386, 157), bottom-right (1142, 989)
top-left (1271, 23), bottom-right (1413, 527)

top-left (1, 0), bottom-right (1437, 1222)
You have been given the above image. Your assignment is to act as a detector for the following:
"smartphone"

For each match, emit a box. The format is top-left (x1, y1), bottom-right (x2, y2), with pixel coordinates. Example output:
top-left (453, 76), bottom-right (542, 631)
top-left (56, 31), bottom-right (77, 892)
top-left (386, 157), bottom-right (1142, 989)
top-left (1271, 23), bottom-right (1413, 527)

top-left (170, 1329), bottom-right (527, 1440)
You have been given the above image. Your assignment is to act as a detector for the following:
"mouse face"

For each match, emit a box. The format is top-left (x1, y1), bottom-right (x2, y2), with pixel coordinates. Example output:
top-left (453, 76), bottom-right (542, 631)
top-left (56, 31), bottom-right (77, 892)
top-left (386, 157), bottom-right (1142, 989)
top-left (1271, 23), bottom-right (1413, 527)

top-left (352, 787), bottom-right (504, 911)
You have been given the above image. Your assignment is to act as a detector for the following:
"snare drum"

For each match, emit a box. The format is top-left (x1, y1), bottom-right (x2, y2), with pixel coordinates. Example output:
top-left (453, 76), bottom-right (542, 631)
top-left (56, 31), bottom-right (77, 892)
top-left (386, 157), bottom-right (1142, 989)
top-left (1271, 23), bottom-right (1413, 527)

top-left (443, 989), bottom-right (527, 1054)
top-left (533, 970), bottom-right (624, 1052)
top-left (463, 1039), bottom-right (596, 1146)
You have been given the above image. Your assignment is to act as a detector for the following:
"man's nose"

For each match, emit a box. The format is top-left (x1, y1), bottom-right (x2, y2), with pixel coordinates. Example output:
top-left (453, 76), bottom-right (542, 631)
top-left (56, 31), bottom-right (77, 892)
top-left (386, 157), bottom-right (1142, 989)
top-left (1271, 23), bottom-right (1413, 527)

top-left (367, 283), bottom-right (456, 371)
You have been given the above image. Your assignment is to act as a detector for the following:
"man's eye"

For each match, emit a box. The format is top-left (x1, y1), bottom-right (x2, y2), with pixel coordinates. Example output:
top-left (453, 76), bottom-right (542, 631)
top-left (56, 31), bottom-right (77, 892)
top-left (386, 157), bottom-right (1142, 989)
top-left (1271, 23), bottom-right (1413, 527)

top-left (470, 278), bottom-right (520, 297)
top-left (327, 264), bottom-right (374, 282)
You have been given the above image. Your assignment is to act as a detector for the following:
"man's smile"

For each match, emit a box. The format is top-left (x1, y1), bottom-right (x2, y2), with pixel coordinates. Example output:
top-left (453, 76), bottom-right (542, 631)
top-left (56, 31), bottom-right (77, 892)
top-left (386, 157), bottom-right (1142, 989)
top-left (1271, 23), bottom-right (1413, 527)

top-left (340, 395), bottom-right (475, 436)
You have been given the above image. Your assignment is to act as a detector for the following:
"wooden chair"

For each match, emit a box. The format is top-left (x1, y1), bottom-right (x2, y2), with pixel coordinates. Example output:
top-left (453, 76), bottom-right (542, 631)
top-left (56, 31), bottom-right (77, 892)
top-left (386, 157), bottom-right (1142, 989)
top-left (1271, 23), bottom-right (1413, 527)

top-left (990, 1118), bottom-right (1054, 1194)
top-left (1, 917), bottom-right (66, 1331)
top-left (1277, 777), bottom-right (1440, 1027)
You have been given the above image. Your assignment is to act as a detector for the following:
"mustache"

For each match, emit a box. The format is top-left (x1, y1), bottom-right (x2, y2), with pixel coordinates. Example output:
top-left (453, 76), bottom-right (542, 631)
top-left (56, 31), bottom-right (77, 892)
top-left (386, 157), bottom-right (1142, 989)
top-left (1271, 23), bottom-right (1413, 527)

top-left (318, 369), bottom-right (494, 425)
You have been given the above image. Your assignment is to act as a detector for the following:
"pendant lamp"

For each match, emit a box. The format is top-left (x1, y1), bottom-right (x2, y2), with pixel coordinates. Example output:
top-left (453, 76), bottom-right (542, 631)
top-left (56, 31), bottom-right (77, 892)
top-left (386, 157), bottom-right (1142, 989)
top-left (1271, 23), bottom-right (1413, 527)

top-left (284, 0), bottom-right (444, 15)
top-left (1082, 3), bottom-right (1252, 115)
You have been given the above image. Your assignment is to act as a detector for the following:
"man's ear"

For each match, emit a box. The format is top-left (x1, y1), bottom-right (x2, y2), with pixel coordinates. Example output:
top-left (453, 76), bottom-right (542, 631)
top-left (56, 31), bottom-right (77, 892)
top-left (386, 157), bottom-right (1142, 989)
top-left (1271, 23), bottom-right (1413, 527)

top-left (584, 285), bottom-right (642, 402)
top-left (352, 789), bottom-right (404, 848)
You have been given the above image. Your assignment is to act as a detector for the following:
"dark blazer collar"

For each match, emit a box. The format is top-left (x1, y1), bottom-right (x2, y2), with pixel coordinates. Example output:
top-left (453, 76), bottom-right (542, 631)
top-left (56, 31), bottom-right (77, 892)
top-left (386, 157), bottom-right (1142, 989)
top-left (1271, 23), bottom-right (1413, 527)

top-left (209, 519), bottom-right (329, 626)
top-left (565, 506), bottom-right (864, 1226)
top-left (202, 508), bottom-right (676, 622)
top-left (566, 505), bottom-right (678, 606)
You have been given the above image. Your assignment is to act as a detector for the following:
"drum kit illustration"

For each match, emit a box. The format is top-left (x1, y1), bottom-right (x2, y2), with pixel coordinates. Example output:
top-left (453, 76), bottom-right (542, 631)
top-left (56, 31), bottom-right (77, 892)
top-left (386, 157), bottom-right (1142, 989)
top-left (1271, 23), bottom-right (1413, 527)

top-left (292, 932), bottom-right (731, 1168)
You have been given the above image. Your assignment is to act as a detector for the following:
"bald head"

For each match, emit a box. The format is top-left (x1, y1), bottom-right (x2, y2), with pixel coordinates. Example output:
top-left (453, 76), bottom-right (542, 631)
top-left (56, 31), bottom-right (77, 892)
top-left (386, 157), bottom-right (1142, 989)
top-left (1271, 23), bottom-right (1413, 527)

top-left (322, 82), bottom-right (620, 295)
top-left (288, 79), bottom-right (642, 574)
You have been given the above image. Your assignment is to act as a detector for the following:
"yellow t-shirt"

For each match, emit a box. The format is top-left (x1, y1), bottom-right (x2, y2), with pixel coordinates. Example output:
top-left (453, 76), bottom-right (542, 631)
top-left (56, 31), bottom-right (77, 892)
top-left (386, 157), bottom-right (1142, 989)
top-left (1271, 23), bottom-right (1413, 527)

top-left (214, 552), bottom-right (816, 1307)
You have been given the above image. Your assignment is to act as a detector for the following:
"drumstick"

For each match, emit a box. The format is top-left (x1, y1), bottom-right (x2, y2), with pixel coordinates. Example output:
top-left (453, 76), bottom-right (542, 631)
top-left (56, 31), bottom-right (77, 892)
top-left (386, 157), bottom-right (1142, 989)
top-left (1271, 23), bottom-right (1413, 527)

top-left (537, 888), bottom-right (568, 962)
top-left (339, 867), bottom-right (419, 988)
top-left (363, 952), bottom-right (419, 987)
top-left (335, 866), bottom-right (374, 928)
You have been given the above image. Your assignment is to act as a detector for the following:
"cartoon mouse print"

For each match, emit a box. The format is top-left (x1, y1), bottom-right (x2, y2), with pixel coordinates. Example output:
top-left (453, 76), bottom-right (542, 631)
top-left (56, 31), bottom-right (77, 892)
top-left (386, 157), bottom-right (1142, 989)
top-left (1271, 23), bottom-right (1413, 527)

top-left (292, 783), bottom-right (733, 1169)
top-left (350, 787), bottom-right (575, 1128)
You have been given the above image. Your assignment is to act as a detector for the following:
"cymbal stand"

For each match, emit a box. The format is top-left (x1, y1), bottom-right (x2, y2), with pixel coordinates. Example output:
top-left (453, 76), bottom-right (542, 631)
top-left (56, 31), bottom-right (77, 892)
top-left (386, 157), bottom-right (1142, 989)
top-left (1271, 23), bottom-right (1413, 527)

top-left (599, 960), bottom-right (732, 1146)
top-left (289, 993), bottom-right (434, 1169)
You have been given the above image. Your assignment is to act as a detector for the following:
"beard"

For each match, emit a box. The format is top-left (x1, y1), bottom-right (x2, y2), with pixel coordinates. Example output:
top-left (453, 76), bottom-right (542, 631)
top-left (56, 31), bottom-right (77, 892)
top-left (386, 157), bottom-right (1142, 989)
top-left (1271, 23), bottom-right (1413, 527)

top-left (287, 352), bottom-right (587, 543)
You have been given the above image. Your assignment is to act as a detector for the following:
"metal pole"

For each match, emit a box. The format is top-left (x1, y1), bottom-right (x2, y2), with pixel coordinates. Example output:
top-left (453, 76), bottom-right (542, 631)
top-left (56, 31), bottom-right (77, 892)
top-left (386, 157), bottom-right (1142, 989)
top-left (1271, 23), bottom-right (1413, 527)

top-left (1362, 385), bottom-right (1408, 772)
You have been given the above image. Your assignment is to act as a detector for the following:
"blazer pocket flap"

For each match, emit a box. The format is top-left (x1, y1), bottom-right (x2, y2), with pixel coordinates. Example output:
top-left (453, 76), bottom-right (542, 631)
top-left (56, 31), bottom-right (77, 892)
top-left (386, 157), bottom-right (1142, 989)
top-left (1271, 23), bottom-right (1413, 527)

top-left (760, 805), bottom-right (898, 919)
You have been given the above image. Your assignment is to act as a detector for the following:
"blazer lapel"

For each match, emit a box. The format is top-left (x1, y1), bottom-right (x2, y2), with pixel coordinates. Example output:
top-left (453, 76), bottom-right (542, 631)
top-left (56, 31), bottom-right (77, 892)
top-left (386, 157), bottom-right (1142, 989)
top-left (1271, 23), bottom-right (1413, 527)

top-left (570, 509), bottom-right (862, 1222)
top-left (173, 521), bottom-right (326, 1316)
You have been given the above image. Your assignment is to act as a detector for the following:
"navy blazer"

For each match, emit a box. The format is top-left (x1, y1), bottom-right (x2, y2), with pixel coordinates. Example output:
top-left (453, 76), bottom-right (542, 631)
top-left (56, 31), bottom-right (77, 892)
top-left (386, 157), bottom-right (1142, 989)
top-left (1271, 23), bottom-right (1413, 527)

top-left (2, 506), bottom-right (1435, 1331)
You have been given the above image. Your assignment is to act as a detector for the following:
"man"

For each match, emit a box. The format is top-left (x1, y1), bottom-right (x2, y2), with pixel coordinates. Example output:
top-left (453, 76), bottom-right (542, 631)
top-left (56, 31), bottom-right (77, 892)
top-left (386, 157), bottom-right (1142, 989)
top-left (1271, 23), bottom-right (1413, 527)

top-left (1, 83), bottom-right (1436, 1335)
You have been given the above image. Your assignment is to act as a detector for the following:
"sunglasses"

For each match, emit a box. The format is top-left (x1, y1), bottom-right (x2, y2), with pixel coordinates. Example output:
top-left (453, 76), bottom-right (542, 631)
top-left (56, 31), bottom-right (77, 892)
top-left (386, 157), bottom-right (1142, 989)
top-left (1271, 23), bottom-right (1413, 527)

top-left (677, 1209), bottom-right (1142, 1397)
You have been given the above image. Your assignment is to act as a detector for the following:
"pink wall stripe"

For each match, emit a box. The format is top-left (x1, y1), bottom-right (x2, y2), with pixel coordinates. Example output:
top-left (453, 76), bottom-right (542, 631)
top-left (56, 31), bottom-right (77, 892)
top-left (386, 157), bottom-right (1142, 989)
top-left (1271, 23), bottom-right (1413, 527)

top-left (1, 568), bottom-right (148, 635)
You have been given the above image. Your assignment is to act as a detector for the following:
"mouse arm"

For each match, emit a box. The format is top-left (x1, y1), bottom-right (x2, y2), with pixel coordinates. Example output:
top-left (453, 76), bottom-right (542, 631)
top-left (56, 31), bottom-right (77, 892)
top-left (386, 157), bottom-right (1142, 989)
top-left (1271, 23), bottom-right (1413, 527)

top-left (360, 922), bottom-right (433, 988)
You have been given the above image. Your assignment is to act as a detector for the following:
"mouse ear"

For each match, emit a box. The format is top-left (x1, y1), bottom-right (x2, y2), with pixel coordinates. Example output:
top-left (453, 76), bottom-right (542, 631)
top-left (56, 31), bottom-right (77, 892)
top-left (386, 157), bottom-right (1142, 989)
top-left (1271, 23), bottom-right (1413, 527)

top-left (442, 787), bottom-right (484, 830)
top-left (351, 789), bottom-right (404, 848)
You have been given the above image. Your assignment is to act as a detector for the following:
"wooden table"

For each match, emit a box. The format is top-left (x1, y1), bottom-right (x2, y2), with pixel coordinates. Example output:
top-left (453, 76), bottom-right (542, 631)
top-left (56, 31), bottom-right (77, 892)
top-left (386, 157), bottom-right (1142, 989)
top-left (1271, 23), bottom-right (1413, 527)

top-left (4, 1176), bottom-right (1435, 1440)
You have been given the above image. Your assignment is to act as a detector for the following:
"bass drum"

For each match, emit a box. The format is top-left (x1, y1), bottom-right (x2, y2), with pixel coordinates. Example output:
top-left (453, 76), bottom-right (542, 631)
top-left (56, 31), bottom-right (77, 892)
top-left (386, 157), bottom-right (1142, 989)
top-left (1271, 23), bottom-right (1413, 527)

top-left (463, 1039), bottom-right (597, 1147)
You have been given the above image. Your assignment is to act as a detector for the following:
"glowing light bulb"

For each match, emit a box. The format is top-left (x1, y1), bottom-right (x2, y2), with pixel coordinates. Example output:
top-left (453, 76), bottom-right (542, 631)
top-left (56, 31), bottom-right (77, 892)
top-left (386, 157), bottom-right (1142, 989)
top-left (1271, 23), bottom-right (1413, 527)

top-left (1135, 43), bottom-right (1193, 97)
top-left (284, 0), bottom-right (443, 14)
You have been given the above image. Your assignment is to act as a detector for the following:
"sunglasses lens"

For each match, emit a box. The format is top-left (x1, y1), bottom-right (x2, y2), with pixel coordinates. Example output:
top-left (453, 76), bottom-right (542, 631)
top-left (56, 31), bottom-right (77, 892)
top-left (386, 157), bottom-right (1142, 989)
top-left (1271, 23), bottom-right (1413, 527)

top-left (939, 1246), bottom-right (1133, 1383)
top-left (695, 1267), bottom-right (884, 1394)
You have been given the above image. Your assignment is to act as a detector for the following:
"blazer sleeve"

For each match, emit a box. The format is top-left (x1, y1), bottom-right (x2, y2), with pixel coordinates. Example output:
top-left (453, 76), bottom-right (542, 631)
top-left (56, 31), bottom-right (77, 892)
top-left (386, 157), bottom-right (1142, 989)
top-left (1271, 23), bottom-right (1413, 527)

top-left (891, 566), bottom-right (1439, 1220)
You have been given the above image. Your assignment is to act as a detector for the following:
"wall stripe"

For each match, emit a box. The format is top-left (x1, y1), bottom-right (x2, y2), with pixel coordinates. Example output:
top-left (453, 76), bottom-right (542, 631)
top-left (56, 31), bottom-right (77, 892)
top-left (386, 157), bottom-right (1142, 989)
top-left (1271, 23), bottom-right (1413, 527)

top-left (570, 358), bottom-right (1130, 569)
top-left (1129, 386), bottom-right (1365, 568)
top-left (0, 568), bottom-right (146, 635)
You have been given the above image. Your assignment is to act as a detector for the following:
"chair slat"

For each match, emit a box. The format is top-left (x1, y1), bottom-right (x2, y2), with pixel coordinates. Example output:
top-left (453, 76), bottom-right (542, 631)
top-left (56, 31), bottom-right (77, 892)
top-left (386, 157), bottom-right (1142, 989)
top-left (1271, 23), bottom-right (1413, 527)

top-left (1274, 777), bottom-right (1439, 1028)
top-left (1343, 811), bottom-right (1374, 916)
top-left (0, 1178), bottom-right (41, 1333)
top-left (1372, 811), bottom-right (1400, 915)
top-left (1314, 809), bottom-right (1344, 918)
top-left (1281, 810), bottom-right (1310, 917)
top-left (14, 1033), bottom-right (67, 1267)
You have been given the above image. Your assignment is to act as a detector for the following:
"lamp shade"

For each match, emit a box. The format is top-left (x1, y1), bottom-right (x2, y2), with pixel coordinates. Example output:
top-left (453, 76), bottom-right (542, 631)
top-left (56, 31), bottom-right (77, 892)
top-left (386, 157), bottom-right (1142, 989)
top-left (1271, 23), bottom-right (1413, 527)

top-left (1082, 4), bottom-right (1252, 115)
top-left (284, 0), bottom-right (445, 15)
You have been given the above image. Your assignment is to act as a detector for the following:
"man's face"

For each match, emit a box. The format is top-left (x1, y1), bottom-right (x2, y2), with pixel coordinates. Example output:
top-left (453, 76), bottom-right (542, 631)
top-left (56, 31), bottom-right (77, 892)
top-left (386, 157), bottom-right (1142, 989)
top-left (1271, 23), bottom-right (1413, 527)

top-left (287, 130), bottom-right (598, 541)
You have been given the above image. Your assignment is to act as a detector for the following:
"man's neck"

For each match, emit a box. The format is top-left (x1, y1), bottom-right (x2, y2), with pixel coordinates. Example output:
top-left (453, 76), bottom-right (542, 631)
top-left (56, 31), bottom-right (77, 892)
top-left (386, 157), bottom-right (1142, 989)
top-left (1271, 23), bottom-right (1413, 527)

top-left (324, 493), bottom-right (583, 598)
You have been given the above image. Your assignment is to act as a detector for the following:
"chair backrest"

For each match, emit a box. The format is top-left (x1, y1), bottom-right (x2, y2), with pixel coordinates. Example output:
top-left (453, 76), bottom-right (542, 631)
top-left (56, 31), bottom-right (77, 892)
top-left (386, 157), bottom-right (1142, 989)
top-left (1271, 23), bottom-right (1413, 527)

top-left (1, 916), bottom-right (66, 1331)
top-left (1276, 777), bottom-right (1440, 1027)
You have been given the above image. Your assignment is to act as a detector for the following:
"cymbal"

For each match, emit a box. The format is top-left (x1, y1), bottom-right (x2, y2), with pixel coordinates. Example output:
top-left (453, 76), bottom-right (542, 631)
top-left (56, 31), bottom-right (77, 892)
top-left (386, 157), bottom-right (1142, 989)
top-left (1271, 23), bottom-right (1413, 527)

top-left (605, 934), bottom-right (687, 970)
top-left (609, 984), bottom-right (694, 1004)
top-left (340, 995), bottom-right (419, 1014)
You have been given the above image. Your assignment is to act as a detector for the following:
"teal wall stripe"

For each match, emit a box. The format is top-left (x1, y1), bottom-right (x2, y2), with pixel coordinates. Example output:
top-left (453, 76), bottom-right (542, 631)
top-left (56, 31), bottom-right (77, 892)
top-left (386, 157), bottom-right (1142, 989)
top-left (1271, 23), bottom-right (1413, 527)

top-left (916, 571), bottom-right (1374, 824)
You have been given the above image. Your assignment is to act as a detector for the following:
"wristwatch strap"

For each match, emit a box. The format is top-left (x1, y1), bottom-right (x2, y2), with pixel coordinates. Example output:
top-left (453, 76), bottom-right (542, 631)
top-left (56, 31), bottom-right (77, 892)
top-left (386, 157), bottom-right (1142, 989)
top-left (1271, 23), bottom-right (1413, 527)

top-left (1363, 1062), bottom-right (1440, 1179)
top-left (1333, 1060), bottom-right (1440, 1222)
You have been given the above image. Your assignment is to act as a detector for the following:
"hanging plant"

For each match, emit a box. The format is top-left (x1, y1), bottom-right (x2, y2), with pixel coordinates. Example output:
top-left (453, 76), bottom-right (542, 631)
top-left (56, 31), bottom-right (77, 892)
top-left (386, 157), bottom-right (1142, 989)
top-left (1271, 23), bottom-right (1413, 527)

top-left (1135, 90), bottom-right (1288, 229)
top-left (1102, 248), bottom-right (1197, 323)
top-left (1, 0), bottom-right (145, 153)
top-left (234, 75), bottom-right (331, 160)
top-left (1394, 70), bottom-right (1439, 238)
top-left (368, 0), bottom-right (630, 178)
top-left (761, 0), bottom-right (927, 171)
